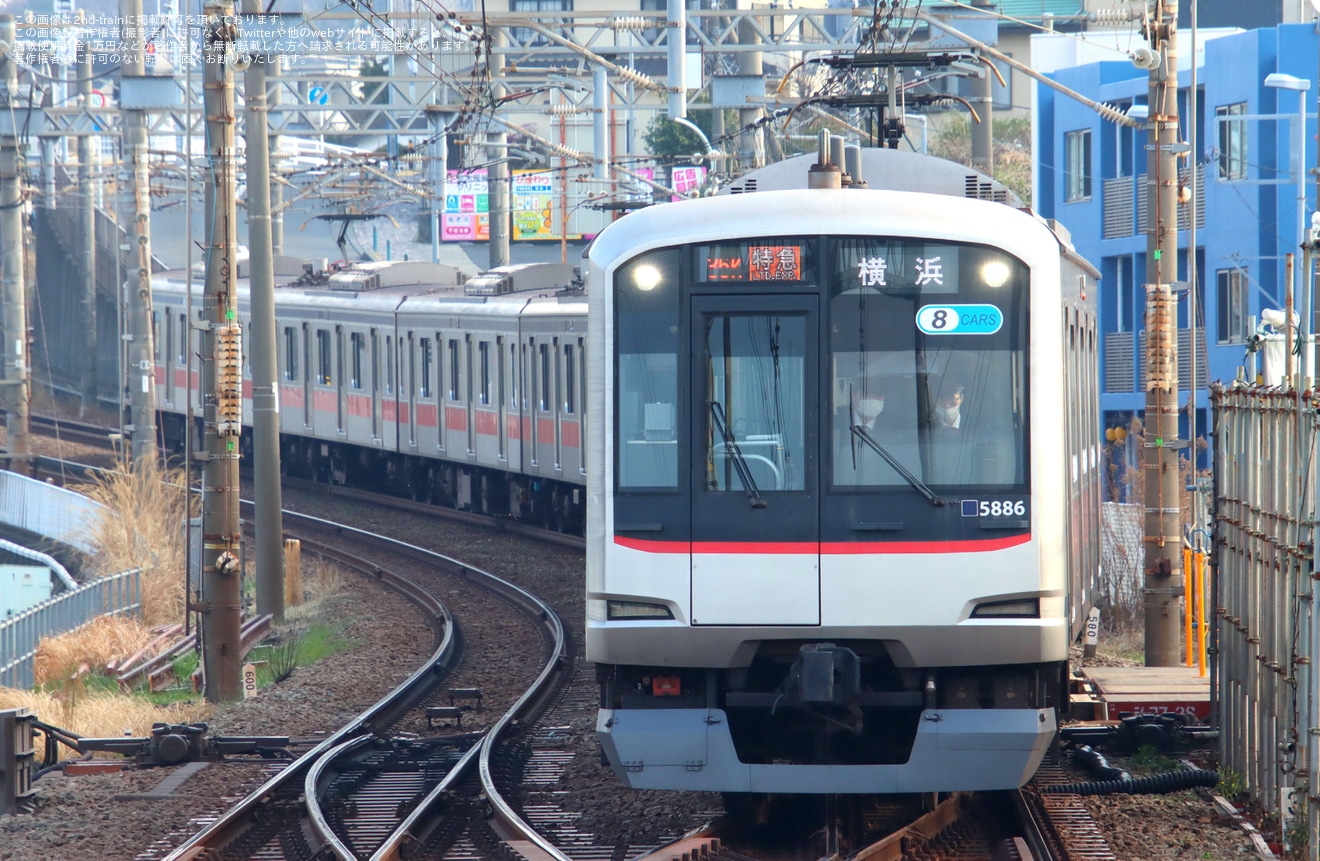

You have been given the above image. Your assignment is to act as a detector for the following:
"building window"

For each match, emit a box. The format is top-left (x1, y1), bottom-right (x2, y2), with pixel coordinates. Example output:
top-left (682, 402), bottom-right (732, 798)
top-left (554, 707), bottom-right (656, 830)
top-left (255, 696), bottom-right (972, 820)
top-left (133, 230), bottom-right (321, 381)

top-left (1115, 257), bottom-right (1134, 333)
top-left (1064, 129), bottom-right (1092, 202)
top-left (1217, 103), bottom-right (1247, 180)
top-left (1217, 268), bottom-right (1249, 344)
top-left (511, 0), bottom-right (572, 45)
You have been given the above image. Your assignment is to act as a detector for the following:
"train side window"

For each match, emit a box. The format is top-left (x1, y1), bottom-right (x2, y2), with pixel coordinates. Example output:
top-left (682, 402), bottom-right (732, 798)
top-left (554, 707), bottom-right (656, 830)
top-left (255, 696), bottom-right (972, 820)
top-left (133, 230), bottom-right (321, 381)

top-left (577, 337), bottom-right (586, 417)
top-left (419, 337), bottom-right (433, 398)
top-left (350, 332), bottom-right (365, 390)
top-left (153, 313), bottom-right (161, 362)
top-left (178, 314), bottom-right (187, 364)
top-left (539, 343), bottom-right (551, 411)
top-left (283, 326), bottom-right (298, 381)
top-left (335, 327), bottom-right (345, 390)
top-left (448, 339), bottom-right (460, 400)
top-left (510, 342), bottom-right (518, 409)
top-left (317, 329), bottom-right (332, 385)
top-left (385, 335), bottom-right (394, 395)
top-left (563, 343), bottom-right (575, 414)
top-left (161, 313), bottom-right (170, 365)
top-left (370, 330), bottom-right (380, 393)
top-left (465, 335), bottom-right (474, 408)
top-left (478, 341), bottom-right (491, 405)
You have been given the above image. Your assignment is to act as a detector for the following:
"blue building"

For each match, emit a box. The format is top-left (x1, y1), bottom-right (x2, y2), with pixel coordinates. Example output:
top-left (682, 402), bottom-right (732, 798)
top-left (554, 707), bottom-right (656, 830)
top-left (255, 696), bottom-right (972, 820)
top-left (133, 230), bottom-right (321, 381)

top-left (1035, 23), bottom-right (1319, 494)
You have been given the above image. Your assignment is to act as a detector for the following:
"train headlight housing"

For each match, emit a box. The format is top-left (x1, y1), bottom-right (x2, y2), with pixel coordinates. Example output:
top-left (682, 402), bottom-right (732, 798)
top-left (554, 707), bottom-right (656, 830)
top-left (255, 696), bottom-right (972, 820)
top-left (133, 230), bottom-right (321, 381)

top-left (971, 598), bottom-right (1039, 619)
top-left (607, 600), bottom-right (674, 620)
top-left (981, 260), bottom-right (1011, 288)
top-left (632, 264), bottom-right (663, 292)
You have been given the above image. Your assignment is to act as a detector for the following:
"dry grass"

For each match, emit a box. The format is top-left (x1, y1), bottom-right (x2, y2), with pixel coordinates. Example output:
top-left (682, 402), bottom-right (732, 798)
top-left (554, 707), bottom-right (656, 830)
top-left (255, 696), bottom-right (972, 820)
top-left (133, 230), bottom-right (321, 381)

top-left (0, 686), bottom-right (209, 758)
top-left (33, 615), bottom-right (156, 686)
top-left (73, 460), bottom-right (194, 628)
top-left (290, 554), bottom-right (351, 612)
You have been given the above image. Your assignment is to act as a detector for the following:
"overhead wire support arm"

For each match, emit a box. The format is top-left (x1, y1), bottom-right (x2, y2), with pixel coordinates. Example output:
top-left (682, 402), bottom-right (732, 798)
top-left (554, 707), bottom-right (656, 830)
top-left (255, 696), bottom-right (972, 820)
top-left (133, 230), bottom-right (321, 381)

top-left (914, 10), bottom-right (1141, 130)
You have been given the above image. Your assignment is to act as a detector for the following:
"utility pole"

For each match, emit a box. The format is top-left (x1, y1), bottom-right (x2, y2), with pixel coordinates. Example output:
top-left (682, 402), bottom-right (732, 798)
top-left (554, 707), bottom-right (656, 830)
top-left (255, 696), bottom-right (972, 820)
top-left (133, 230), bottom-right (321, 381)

top-left (1141, 0), bottom-right (1183, 667)
top-left (489, 29), bottom-right (509, 269)
top-left (970, 0), bottom-right (994, 175)
top-left (200, 1), bottom-right (244, 702)
top-left (269, 58), bottom-right (284, 255)
top-left (76, 41), bottom-right (97, 418)
top-left (121, 0), bottom-right (158, 466)
top-left (244, 0), bottom-right (285, 622)
top-left (0, 16), bottom-right (30, 471)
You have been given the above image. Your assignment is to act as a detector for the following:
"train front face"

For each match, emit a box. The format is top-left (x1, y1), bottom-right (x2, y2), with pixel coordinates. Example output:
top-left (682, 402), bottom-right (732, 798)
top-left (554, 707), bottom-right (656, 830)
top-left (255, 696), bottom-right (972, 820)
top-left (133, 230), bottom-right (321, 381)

top-left (585, 190), bottom-right (1068, 795)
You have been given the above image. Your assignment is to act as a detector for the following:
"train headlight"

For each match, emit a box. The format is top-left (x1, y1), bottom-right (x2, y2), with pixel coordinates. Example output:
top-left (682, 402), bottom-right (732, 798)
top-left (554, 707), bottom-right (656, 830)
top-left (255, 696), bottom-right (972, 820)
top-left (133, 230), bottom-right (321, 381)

top-left (607, 600), bottom-right (674, 620)
top-left (632, 264), bottom-right (663, 292)
top-left (971, 598), bottom-right (1039, 619)
top-left (981, 260), bottom-right (1011, 288)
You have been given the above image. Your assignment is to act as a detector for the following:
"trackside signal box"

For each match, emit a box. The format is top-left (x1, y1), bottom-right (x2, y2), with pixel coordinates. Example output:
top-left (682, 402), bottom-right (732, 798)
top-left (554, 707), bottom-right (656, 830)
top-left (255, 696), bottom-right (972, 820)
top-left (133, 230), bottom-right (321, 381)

top-left (1, 708), bottom-right (36, 814)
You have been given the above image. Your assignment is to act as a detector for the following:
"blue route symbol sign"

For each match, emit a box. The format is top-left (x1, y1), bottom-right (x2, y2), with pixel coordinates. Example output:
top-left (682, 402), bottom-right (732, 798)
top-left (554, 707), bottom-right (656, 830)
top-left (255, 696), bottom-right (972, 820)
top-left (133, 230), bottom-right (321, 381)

top-left (308, 86), bottom-right (329, 106)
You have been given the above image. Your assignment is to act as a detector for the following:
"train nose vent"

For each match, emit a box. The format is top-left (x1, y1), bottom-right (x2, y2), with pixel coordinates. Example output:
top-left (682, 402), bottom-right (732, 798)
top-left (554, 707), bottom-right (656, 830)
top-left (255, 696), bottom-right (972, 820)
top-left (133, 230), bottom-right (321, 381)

top-left (785, 643), bottom-right (860, 705)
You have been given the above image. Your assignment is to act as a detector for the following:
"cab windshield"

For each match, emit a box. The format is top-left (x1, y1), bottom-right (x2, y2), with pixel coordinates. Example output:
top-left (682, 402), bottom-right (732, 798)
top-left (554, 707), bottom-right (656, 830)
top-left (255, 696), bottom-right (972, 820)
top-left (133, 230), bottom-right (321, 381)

top-left (829, 237), bottom-right (1029, 491)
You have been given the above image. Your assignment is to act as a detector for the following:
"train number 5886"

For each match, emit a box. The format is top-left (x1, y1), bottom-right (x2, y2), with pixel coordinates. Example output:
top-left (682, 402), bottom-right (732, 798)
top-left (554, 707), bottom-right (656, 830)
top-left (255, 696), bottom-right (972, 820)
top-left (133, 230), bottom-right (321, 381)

top-left (979, 500), bottom-right (1026, 517)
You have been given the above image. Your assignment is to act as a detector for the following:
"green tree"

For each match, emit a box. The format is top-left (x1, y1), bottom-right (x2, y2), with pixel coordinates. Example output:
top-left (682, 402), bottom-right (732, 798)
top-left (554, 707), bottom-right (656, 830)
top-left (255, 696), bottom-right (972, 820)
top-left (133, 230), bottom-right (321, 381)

top-left (357, 57), bottom-right (390, 105)
top-left (929, 114), bottom-right (1032, 203)
top-left (642, 113), bottom-right (714, 161)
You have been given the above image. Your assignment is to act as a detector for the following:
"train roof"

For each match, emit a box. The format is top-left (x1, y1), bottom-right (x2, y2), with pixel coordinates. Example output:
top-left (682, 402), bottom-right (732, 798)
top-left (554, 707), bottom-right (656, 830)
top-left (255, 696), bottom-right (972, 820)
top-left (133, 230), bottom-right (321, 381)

top-left (719, 149), bottom-right (1022, 206)
top-left (588, 187), bottom-right (1067, 271)
top-left (152, 259), bottom-right (586, 313)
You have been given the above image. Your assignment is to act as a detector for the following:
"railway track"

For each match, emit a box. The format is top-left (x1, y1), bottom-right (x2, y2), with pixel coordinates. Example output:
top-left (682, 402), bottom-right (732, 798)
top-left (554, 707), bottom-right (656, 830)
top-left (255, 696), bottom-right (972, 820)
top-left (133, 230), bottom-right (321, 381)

top-left (152, 510), bottom-right (568, 860)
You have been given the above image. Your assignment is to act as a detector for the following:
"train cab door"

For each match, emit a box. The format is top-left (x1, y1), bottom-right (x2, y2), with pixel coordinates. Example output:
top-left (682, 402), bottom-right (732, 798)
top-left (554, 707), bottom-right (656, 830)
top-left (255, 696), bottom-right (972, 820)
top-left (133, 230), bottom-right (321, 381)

top-left (689, 294), bottom-right (820, 626)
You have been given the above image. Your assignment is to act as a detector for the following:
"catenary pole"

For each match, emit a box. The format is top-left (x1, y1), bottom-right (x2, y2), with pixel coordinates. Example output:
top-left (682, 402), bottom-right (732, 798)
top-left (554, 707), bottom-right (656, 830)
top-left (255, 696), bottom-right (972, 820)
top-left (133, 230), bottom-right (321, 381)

top-left (1141, 0), bottom-right (1184, 667)
top-left (0, 16), bottom-right (29, 472)
top-left (76, 41), bottom-right (97, 418)
top-left (122, 0), bottom-right (159, 466)
top-left (201, 0), bottom-right (244, 702)
top-left (243, 0), bottom-right (285, 622)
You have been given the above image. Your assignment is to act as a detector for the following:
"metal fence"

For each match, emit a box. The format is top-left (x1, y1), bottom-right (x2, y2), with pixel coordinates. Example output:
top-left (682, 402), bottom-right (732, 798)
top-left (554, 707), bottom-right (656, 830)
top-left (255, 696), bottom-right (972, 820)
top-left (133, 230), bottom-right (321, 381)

top-left (1211, 382), bottom-right (1317, 850)
top-left (0, 471), bottom-right (103, 555)
top-left (0, 471), bottom-right (144, 690)
top-left (0, 569), bottom-right (141, 689)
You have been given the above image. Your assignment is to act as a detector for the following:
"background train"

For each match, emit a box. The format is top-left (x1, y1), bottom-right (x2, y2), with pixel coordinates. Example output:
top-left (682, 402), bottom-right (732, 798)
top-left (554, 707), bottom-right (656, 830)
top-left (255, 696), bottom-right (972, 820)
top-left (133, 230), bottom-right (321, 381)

top-left (149, 258), bottom-right (590, 532)
top-left (584, 143), bottom-right (1102, 795)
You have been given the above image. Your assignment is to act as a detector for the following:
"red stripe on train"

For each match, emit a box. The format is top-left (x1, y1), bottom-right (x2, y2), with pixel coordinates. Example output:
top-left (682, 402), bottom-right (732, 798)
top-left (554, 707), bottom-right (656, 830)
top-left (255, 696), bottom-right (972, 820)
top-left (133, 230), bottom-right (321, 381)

top-left (475, 409), bottom-right (499, 436)
top-left (445, 405), bottom-right (467, 432)
top-left (613, 534), bottom-right (1031, 554)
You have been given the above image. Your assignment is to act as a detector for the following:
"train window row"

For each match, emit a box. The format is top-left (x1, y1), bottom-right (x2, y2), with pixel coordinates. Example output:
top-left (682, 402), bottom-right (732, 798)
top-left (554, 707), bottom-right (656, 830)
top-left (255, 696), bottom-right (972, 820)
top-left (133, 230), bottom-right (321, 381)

top-left (155, 307), bottom-right (586, 423)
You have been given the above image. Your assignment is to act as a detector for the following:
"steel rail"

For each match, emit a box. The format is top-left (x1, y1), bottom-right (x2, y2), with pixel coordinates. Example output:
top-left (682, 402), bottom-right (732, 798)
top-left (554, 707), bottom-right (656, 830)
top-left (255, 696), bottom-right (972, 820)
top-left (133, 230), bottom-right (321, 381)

top-left (262, 508), bottom-right (567, 861)
top-left (162, 517), bottom-right (457, 860)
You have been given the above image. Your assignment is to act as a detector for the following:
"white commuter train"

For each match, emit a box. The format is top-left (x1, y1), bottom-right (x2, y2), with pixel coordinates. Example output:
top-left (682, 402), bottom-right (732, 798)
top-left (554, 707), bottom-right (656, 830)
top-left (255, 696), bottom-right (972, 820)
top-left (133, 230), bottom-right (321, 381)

top-left (584, 146), bottom-right (1102, 795)
top-left (150, 260), bottom-right (590, 530)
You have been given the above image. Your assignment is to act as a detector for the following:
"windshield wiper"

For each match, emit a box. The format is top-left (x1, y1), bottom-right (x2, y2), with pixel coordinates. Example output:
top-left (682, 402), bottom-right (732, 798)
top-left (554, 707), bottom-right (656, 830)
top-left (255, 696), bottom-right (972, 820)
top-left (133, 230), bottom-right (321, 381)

top-left (850, 424), bottom-right (945, 507)
top-left (710, 401), bottom-right (767, 508)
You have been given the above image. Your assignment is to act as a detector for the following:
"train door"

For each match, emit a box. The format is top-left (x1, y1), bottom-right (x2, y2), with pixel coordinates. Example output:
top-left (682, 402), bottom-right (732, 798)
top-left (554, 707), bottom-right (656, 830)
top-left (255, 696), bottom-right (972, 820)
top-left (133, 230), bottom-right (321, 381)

top-left (406, 332), bottom-right (417, 447)
top-left (464, 334), bottom-right (475, 454)
top-left (495, 335), bottom-right (507, 462)
top-left (552, 337), bottom-right (563, 470)
top-left (370, 329), bottom-right (381, 441)
top-left (301, 323), bottom-right (312, 428)
top-left (335, 326), bottom-right (346, 434)
top-left (689, 294), bottom-right (820, 626)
